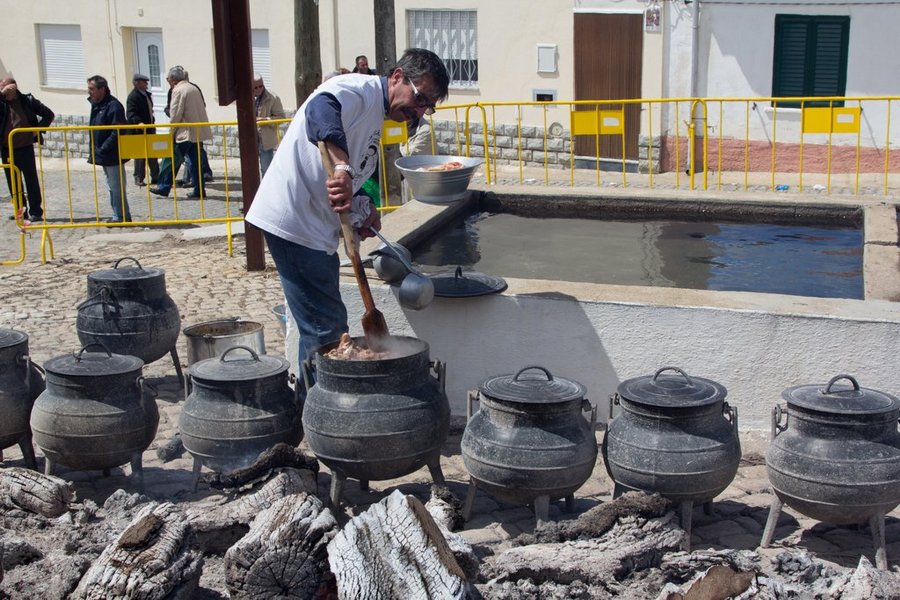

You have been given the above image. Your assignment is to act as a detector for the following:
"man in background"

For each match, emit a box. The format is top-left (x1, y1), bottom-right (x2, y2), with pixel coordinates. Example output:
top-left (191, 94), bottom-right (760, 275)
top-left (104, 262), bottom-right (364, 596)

top-left (125, 73), bottom-right (158, 187)
top-left (151, 66), bottom-right (211, 199)
top-left (352, 55), bottom-right (376, 75)
top-left (253, 73), bottom-right (285, 178)
top-left (87, 75), bottom-right (131, 223)
top-left (0, 77), bottom-right (54, 221)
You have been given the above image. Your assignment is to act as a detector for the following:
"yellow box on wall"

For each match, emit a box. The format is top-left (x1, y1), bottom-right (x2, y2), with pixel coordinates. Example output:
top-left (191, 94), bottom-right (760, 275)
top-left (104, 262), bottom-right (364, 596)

top-left (570, 109), bottom-right (624, 136)
top-left (119, 133), bottom-right (173, 159)
top-left (381, 120), bottom-right (408, 145)
top-left (802, 107), bottom-right (860, 135)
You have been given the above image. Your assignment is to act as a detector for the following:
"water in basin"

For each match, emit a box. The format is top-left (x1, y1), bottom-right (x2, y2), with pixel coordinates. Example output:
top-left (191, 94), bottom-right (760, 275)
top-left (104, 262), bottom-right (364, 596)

top-left (410, 211), bottom-right (863, 299)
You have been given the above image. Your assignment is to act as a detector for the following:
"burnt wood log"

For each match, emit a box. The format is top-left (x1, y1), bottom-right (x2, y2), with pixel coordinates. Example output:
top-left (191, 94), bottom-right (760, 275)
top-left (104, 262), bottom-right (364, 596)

top-left (0, 466), bottom-right (75, 518)
top-left (201, 443), bottom-right (319, 491)
top-left (71, 502), bottom-right (203, 600)
top-left (515, 490), bottom-right (673, 546)
top-left (484, 513), bottom-right (685, 590)
top-left (224, 491), bottom-right (338, 598)
top-left (328, 490), bottom-right (473, 599)
top-left (189, 467), bottom-right (318, 554)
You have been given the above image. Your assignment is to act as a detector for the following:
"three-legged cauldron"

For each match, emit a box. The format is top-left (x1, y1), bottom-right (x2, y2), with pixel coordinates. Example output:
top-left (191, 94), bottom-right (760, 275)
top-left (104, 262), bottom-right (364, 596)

top-left (461, 366), bottom-right (598, 527)
top-left (603, 367), bottom-right (741, 550)
top-left (179, 345), bottom-right (302, 490)
top-left (762, 374), bottom-right (900, 570)
top-left (0, 329), bottom-right (44, 469)
top-left (302, 336), bottom-right (450, 507)
top-left (30, 344), bottom-right (159, 491)
top-left (76, 257), bottom-right (183, 386)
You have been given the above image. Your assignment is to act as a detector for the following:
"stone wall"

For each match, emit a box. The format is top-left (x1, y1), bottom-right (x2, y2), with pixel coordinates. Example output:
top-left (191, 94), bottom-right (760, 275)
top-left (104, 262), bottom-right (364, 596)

top-left (39, 115), bottom-right (663, 173)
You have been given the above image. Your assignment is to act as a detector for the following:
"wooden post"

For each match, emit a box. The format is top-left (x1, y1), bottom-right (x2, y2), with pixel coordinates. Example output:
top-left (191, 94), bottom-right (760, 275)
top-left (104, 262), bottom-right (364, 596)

top-left (212, 0), bottom-right (265, 271)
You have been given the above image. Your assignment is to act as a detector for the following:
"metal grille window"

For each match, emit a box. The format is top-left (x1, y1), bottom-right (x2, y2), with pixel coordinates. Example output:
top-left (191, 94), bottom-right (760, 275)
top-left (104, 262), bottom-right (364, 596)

top-left (407, 9), bottom-right (478, 87)
top-left (772, 14), bottom-right (849, 108)
top-left (38, 24), bottom-right (86, 88)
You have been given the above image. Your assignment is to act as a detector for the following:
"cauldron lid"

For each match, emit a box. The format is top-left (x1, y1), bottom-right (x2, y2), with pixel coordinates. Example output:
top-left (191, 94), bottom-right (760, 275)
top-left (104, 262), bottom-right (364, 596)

top-left (190, 345), bottom-right (289, 381)
top-left (430, 267), bottom-right (508, 298)
top-left (87, 257), bottom-right (163, 283)
top-left (44, 344), bottom-right (143, 376)
top-left (480, 365), bottom-right (586, 404)
top-left (617, 366), bottom-right (726, 408)
top-left (782, 374), bottom-right (900, 415)
top-left (0, 328), bottom-right (27, 349)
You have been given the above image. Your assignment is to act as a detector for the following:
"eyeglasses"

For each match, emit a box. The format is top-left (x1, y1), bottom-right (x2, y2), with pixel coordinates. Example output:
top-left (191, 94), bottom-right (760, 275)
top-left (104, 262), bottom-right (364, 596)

top-left (407, 79), bottom-right (436, 115)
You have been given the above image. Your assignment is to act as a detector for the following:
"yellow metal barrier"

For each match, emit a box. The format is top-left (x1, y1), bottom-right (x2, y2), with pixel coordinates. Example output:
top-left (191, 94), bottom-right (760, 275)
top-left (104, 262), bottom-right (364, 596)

top-left (5, 96), bottom-right (900, 265)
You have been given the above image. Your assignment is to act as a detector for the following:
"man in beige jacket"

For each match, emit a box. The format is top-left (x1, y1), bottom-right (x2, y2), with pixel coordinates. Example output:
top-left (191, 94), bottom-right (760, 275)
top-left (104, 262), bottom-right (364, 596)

top-left (253, 73), bottom-right (285, 177)
top-left (150, 65), bottom-right (212, 198)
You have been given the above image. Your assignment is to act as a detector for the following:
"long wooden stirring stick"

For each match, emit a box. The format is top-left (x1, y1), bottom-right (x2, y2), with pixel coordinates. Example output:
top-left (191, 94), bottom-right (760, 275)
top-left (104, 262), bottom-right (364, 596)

top-left (317, 141), bottom-right (389, 351)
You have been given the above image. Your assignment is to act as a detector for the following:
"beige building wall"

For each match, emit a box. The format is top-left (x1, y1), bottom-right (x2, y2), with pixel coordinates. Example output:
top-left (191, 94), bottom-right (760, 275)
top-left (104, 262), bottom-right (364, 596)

top-left (0, 1), bottom-right (664, 129)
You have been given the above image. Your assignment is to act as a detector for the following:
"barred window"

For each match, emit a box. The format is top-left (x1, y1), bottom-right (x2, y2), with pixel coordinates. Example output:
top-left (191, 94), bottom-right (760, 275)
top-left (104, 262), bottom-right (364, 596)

top-left (407, 9), bottom-right (478, 87)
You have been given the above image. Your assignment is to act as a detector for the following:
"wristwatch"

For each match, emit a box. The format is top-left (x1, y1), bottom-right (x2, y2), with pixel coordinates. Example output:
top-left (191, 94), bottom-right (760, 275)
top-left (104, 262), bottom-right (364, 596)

top-left (334, 163), bottom-right (357, 179)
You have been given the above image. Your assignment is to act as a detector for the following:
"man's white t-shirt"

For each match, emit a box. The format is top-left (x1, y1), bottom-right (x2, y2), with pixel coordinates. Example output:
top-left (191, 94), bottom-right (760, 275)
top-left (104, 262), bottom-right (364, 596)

top-left (245, 75), bottom-right (384, 253)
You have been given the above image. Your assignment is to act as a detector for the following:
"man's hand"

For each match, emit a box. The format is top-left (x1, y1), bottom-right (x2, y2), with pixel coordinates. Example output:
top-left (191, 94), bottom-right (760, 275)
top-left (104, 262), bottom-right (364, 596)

top-left (326, 169), bottom-right (353, 213)
top-left (358, 202), bottom-right (381, 239)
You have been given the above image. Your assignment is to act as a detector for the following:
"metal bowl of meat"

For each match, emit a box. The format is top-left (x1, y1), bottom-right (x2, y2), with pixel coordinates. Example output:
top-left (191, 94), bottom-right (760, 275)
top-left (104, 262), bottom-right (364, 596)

top-left (395, 155), bottom-right (484, 204)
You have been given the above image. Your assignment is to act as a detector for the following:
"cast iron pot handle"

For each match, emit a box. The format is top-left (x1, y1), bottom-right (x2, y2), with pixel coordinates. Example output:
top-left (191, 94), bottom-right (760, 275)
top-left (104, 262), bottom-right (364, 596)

top-left (466, 390), bottom-right (480, 421)
top-left (16, 353), bottom-right (45, 391)
top-left (723, 401), bottom-right (739, 440)
top-left (822, 374), bottom-right (860, 395)
top-left (114, 256), bottom-right (143, 270)
top-left (301, 357), bottom-right (316, 395)
top-left (289, 372), bottom-right (305, 412)
top-left (583, 398), bottom-right (597, 431)
top-left (513, 365), bottom-right (553, 382)
top-left (771, 404), bottom-right (788, 439)
top-left (653, 366), bottom-right (693, 386)
top-left (137, 376), bottom-right (158, 399)
top-left (74, 343), bottom-right (113, 361)
top-left (219, 345), bottom-right (260, 362)
top-left (430, 360), bottom-right (446, 394)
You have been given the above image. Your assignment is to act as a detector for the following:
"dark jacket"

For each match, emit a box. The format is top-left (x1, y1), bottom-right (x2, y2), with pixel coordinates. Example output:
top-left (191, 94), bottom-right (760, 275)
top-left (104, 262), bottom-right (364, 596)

top-left (0, 90), bottom-right (55, 145)
top-left (88, 92), bottom-right (129, 166)
top-left (126, 87), bottom-right (155, 134)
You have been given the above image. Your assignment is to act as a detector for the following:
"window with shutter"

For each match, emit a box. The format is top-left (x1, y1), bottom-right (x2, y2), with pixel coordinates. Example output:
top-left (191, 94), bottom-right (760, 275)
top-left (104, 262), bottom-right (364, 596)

top-left (39, 24), bottom-right (86, 89)
top-left (407, 9), bottom-right (478, 87)
top-left (772, 15), bottom-right (849, 108)
top-left (251, 29), bottom-right (273, 89)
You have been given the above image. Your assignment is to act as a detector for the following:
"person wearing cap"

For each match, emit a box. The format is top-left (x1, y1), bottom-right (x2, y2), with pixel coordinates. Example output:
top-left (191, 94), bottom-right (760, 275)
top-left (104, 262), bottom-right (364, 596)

top-left (0, 76), bottom-right (54, 221)
top-left (126, 73), bottom-right (158, 187)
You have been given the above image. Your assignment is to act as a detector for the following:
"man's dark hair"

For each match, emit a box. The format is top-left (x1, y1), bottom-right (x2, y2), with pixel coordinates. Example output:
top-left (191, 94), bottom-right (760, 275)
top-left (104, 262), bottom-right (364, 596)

top-left (355, 55), bottom-right (368, 64)
top-left (87, 75), bottom-right (109, 90)
top-left (393, 48), bottom-right (450, 102)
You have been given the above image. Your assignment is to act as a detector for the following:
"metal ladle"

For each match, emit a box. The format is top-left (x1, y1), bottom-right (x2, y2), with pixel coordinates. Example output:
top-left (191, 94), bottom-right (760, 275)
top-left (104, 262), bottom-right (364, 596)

top-left (368, 229), bottom-right (434, 311)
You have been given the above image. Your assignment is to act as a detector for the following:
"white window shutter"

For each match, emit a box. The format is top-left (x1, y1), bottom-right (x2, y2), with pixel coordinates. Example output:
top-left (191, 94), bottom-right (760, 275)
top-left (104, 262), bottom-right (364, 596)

top-left (39, 24), bottom-right (86, 89)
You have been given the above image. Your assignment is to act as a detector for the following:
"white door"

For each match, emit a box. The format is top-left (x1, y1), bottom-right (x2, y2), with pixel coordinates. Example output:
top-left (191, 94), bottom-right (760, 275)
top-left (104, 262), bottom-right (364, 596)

top-left (134, 31), bottom-right (168, 124)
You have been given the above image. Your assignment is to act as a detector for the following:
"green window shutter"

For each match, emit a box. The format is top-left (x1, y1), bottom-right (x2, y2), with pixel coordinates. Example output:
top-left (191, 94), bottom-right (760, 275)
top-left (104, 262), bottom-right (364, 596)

top-left (772, 15), bottom-right (849, 108)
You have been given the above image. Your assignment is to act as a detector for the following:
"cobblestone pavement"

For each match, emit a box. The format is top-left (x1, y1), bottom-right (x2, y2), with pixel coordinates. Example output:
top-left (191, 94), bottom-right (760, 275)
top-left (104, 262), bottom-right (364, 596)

top-left (1, 160), bottom-right (899, 591)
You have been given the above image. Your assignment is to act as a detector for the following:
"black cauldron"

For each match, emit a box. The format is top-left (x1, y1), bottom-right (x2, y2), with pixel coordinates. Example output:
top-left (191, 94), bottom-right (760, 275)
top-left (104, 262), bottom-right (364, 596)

top-left (76, 257), bottom-right (182, 380)
top-left (603, 366), bottom-right (741, 549)
top-left (180, 346), bottom-right (302, 482)
top-left (461, 365), bottom-right (597, 526)
top-left (30, 344), bottom-right (158, 490)
top-left (761, 374), bottom-right (900, 570)
top-left (0, 329), bottom-right (44, 469)
top-left (302, 336), bottom-right (449, 507)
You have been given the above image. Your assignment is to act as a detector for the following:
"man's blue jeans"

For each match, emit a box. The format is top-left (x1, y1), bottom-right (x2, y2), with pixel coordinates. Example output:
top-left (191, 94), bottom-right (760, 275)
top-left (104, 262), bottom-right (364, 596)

top-left (103, 164), bottom-right (131, 221)
top-left (263, 231), bottom-right (348, 362)
top-left (258, 138), bottom-right (274, 178)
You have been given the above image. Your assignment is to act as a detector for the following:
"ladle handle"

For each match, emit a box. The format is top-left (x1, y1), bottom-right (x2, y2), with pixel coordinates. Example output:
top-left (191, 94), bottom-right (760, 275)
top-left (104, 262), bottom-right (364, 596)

top-left (368, 227), bottom-right (420, 275)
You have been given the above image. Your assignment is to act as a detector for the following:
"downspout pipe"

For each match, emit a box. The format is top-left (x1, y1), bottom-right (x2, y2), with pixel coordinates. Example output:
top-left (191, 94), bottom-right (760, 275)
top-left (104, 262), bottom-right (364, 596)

top-left (689, 0), bottom-right (704, 175)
